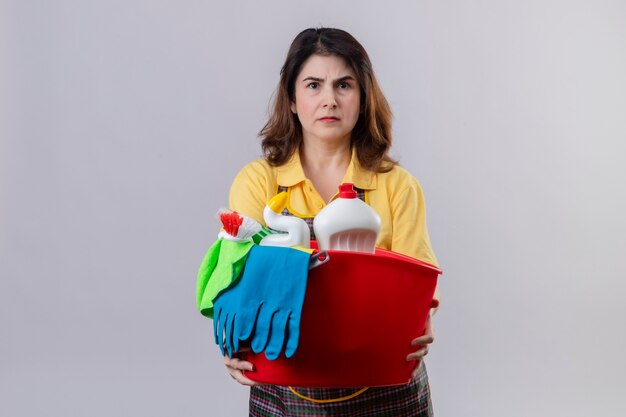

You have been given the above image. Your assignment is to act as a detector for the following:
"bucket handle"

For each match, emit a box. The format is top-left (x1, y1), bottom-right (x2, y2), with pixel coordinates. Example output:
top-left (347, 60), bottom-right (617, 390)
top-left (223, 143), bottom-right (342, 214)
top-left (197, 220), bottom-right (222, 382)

top-left (308, 250), bottom-right (330, 270)
top-left (288, 386), bottom-right (369, 403)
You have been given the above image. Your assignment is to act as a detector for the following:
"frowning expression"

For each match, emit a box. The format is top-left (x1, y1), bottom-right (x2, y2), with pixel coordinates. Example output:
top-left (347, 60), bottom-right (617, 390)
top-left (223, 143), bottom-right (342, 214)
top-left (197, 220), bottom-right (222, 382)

top-left (290, 54), bottom-right (361, 146)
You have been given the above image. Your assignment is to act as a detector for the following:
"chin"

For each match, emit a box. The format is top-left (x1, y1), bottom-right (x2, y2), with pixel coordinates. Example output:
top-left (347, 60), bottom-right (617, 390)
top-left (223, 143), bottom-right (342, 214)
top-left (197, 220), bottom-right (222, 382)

top-left (307, 129), bottom-right (350, 142)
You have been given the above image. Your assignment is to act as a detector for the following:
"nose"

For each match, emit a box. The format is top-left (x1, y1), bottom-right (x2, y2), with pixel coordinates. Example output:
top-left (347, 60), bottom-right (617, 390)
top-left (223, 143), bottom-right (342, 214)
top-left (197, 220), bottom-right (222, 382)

top-left (324, 99), bottom-right (337, 109)
top-left (322, 87), bottom-right (338, 109)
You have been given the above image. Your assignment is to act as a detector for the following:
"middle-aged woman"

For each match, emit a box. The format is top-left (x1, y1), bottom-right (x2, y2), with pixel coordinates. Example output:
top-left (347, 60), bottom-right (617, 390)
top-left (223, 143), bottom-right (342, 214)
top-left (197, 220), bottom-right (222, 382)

top-left (223, 27), bottom-right (440, 416)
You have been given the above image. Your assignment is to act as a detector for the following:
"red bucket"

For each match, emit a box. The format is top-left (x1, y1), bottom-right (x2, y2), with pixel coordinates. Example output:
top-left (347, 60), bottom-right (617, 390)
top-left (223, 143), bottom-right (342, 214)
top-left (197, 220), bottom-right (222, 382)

top-left (240, 243), bottom-right (441, 387)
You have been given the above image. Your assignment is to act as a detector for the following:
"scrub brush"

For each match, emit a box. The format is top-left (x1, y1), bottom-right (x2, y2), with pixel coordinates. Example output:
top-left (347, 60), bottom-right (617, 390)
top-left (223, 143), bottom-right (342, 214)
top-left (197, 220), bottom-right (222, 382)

top-left (217, 209), bottom-right (277, 244)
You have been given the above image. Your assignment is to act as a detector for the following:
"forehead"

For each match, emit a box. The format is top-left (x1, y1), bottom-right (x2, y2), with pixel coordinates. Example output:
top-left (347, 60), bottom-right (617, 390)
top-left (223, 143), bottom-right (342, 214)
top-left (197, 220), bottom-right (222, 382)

top-left (297, 54), bottom-right (356, 79)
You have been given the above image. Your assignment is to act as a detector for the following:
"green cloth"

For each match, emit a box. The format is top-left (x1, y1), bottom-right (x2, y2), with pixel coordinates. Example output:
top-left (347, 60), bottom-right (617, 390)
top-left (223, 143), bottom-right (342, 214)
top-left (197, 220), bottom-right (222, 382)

top-left (196, 239), bottom-right (254, 319)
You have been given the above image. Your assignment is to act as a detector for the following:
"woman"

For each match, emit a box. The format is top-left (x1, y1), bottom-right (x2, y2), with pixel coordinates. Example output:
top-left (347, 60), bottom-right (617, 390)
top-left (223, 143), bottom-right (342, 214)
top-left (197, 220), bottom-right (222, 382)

top-left (224, 27), bottom-right (440, 416)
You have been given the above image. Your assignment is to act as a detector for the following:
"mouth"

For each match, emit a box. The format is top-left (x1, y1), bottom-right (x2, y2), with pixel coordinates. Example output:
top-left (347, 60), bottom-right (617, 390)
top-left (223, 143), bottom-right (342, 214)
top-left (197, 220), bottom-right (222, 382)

top-left (319, 117), bottom-right (340, 123)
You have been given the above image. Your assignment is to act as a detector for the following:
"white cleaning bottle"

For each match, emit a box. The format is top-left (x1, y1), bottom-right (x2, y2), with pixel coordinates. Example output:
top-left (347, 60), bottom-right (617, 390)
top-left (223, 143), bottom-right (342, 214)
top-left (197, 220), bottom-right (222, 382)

top-left (313, 183), bottom-right (381, 253)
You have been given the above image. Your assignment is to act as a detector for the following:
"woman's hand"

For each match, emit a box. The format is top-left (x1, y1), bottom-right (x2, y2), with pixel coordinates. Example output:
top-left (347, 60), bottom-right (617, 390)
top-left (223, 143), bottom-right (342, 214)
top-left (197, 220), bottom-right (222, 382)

top-left (406, 314), bottom-right (435, 379)
top-left (223, 349), bottom-right (260, 386)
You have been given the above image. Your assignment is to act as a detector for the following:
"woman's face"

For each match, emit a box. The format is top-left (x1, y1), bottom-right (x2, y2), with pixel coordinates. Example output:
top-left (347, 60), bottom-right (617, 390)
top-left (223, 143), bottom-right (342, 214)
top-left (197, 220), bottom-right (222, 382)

top-left (290, 54), bottom-right (361, 147)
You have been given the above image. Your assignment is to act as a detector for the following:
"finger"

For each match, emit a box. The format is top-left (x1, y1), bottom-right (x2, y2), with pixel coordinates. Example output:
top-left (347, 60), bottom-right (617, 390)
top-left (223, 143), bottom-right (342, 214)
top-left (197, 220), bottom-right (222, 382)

top-left (224, 363), bottom-right (258, 386)
top-left (411, 334), bottom-right (434, 346)
top-left (224, 356), bottom-right (255, 372)
top-left (213, 308), bottom-right (222, 345)
top-left (251, 305), bottom-right (274, 353)
top-left (218, 312), bottom-right (229, 357)
top-left (224, 357), bottom-right (259, 386)
top-left (285, 312), bottom-right (299, 358)
top-left (265, 310), bottom-right (289, 360)
top-left (232, 326), bottom-right (241, 355)
top-left (406, 347), bottom-right (429, 362)
top-left (225, 312), bottom-right (236, 357)
top-left (236, 305), bottom-right (262, 343)
top-left (228, 369), bottom-right (260, 386)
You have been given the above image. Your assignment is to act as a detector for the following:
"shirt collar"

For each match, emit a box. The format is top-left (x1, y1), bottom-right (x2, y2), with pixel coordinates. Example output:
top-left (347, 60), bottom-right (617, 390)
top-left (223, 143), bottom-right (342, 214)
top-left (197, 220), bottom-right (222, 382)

top-left (277, 148), bottom-right (377, 190)
top-left (276, 150), bottom-right (307, 187)
top-left (342, 148), bottom-right (377, 190)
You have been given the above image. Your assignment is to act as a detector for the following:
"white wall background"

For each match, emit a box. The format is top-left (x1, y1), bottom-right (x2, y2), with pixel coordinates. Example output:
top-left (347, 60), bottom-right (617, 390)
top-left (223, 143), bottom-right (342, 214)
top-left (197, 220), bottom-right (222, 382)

top-left (2, 1), bottom-right (625, 416)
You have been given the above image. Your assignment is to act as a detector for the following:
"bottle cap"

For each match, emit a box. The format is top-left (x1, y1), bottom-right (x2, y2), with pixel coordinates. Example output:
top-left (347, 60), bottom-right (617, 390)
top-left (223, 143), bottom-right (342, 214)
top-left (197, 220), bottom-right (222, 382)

top-left (338, 183), bottom-right (357, 199)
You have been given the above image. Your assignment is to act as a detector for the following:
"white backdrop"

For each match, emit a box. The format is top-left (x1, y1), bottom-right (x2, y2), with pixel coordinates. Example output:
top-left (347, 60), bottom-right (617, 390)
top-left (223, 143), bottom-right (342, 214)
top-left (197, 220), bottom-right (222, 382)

top-left (2, 1), bottom-right (625, 416)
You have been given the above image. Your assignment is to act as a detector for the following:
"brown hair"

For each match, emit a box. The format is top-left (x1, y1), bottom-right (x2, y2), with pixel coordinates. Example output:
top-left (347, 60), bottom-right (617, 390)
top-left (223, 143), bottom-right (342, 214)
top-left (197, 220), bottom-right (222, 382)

top-left (260, 28), bottom-right (396, 173)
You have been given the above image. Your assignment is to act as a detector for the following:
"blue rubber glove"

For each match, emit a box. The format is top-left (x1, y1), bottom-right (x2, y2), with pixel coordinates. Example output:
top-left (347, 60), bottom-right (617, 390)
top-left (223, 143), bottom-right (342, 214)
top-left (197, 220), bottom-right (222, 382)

top-left (212, 245), bottom-right (310, 360)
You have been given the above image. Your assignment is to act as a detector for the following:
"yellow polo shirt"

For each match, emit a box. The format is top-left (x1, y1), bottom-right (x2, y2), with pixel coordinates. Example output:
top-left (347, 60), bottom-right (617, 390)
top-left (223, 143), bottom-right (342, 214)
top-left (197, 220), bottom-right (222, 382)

top-left (229, 150), bottom-right (438, 269)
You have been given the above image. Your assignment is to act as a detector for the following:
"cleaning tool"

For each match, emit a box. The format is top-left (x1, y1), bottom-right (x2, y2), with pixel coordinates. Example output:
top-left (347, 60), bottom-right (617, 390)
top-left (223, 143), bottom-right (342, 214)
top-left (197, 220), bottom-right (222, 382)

top-left (212, 245), bottom-right (311, 359)
top-left (196, 239), bottom-right (254, 319)
top-left (260, 192), bottom-right (310, 249)
top-left (313, 183), bottom-right (381, 253)
top-left (240, 245), bottom-right (441, 387)
top-left (216, 209), bottom-right (276, 244)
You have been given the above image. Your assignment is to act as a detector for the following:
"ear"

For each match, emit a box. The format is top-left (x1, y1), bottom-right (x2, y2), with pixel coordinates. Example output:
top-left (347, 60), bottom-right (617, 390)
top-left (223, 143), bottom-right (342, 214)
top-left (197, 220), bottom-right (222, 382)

top-left (290, 101), bottom-right (297, 114)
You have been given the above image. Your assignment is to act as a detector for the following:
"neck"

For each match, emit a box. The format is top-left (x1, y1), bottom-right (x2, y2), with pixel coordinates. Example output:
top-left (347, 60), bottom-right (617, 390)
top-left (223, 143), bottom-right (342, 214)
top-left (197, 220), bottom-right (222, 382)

top-left (299, 139), bottom-right (352, 203)
top-left (299, 139), bottom-right (351, 173)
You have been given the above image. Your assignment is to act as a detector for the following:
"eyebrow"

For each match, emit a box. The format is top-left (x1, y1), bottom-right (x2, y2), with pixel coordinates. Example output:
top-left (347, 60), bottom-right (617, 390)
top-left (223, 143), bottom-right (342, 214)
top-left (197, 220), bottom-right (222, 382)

top-left (301, 75), bottom-right (356, 83)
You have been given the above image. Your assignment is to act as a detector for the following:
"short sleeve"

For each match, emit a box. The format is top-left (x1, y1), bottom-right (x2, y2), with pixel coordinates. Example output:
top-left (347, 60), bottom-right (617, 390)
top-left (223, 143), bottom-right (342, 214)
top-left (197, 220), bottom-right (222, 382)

top-left (389, 175), bottom-right (438, 267)
top-left (228, 160), bottom-right (273, 225)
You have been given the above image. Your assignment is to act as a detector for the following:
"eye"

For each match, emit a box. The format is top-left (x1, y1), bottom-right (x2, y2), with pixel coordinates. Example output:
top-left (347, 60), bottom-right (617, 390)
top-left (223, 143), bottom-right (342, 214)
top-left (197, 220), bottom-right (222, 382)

top-left (338, 82), bottom-right (351, 90)
top-left (306, 82), bottom-right (319, 90)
